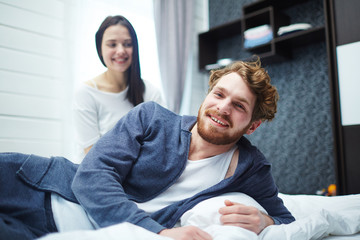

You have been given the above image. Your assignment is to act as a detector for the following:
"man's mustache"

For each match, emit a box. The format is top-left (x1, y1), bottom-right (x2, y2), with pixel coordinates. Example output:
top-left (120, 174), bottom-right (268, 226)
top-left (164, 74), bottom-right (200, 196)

top-left (204, 109), bottom-right (232, 128)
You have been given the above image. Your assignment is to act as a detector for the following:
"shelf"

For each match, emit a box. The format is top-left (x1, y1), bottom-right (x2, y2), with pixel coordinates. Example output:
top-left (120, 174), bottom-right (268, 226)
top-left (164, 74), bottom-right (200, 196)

top-left (243, 7), bottom-right (272, 30)
top-left (243, 0), bottom-right (310, 15)
top-left (243, 26), bottom-right (325, 64)
top-left (198, 0), bottom-right (326, 70)
top-left (200, 18), bottom-right (242, 40)
top-left (245, 26), bottom-right (325, 54)
top-left (198, 18), bottom-right (242, 70)
top-left (275, 26), bottom-right (325, 47)
top-left (244, 42), bottom-right (273, 54)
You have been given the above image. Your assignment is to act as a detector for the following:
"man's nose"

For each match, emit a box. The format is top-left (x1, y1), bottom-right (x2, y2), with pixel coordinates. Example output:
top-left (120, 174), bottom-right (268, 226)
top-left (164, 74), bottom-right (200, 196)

top-left (217, 99), bottom-right (231, 115)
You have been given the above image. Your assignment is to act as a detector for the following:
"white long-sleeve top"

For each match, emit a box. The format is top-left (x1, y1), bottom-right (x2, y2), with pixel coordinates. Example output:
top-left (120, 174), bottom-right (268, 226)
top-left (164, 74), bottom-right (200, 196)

top-left (72, 80), bottom-right (166, 162)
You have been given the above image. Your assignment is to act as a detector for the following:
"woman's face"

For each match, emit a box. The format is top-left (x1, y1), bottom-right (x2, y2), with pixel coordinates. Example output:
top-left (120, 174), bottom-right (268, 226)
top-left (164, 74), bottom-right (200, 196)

top-left (101, 24), bottom-right (133, 73)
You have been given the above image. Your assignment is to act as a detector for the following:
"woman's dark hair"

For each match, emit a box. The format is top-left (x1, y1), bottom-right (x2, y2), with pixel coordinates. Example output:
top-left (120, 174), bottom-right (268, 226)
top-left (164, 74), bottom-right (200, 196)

top-left (95, 15), bottom-right (145, 106)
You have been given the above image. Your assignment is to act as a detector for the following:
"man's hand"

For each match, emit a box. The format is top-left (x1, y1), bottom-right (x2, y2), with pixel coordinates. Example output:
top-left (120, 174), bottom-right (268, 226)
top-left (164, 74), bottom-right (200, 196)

top-left (218, 199), bottom-right (274, 234)
top-left (159, 226), bottom-right (212, 240)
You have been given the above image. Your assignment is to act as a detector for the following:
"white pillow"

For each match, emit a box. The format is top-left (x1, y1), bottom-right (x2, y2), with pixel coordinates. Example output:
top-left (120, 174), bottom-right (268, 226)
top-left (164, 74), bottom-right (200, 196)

top-left (180, 192), bottom-right (267, 229)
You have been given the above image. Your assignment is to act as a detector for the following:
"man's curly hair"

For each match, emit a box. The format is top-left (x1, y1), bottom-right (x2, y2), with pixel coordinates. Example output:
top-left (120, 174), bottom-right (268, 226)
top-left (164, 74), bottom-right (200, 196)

top-left (208, 57), bottom-right (279, 122)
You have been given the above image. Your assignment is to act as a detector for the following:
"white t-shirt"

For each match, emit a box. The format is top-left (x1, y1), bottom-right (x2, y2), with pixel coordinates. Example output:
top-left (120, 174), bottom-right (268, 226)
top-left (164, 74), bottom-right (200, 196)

top-left (51, 146), bottom-right (236, 232)
top-left (72, 80), bottom-right (166, 162)
top-left (136, 146), bottom-right (236, 214)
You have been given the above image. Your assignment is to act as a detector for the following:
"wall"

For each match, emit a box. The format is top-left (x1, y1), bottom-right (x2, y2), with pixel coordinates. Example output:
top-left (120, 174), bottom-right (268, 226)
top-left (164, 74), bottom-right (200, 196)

top-left (331, 0), bottom-right (360, 194)
top-left (0, 0), bottom-right (162, 161)
top-left (207, 0), bottom-right (336, 194)
top-left (0, 0), bottom-right (73, 158)
top-left (0, 0), bottom-right (336, 193)
top-left (181, 0), bottom-right (209, 116)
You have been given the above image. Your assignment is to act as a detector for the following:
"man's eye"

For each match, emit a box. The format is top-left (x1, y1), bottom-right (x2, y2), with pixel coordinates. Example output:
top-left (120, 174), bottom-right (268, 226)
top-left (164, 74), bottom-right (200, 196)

top-left (214, 92), bottom-right (222, 97)
top-left (234, 103), bottom-right (244, 109)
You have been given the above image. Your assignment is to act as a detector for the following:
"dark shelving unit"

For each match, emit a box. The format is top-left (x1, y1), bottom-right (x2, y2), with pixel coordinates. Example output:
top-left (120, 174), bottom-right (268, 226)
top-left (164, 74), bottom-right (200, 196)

top-left (198, 0), bottom-right (326, 71)
top-left (198, 19), bottom-right (242, 70)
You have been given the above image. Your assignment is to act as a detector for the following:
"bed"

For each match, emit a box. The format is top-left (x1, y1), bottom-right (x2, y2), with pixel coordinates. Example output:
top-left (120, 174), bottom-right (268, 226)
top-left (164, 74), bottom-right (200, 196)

top-left (39, 193), bottom-right (360, 240)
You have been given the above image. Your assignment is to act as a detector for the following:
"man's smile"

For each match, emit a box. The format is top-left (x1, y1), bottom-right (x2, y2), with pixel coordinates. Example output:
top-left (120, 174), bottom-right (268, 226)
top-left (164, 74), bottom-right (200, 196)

top-left (209, 115), bottom-right (229, 127)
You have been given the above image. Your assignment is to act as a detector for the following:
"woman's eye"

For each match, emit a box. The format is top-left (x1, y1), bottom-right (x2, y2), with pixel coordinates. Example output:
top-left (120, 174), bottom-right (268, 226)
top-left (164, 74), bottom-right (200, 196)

top-left (107, 43), bottom-right (116, 48)
top-left (124, 42), bottom-right (133, 48)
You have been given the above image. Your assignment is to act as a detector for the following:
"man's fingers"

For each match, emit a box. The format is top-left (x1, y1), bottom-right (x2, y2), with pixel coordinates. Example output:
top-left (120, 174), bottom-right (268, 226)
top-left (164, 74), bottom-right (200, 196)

top-left (222, 222), bottom-right (258, 233)
top-left (220, 212), bottom-right (255, 224)
top-left (159, 226), bottom-right (213, 240)
top-left (219, 202), bottom-right (254, 215)
top-left (224, 199), bottom-right (233, 206)
top-left (218, 206), bottom-right (268, 235)
top-left (195, 228), bottom-right (213, 240)
top-left (220, 213), bottom-right (263, 234)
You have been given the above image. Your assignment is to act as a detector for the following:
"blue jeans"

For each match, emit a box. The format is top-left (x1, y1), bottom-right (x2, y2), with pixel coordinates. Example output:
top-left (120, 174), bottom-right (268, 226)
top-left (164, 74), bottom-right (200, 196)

top-left (0, 153), bottom-right (58, 240)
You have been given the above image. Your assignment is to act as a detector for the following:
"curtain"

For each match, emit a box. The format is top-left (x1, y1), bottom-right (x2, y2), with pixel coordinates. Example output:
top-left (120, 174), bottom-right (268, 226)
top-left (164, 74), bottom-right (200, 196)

top-left (153, 0), bottom-right (194, 113)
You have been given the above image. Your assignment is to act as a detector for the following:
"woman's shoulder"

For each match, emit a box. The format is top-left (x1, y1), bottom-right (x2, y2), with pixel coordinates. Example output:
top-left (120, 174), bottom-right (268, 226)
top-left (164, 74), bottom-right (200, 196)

top-left (143, 80), bottom-right (166, 107)
top-left (74, 81), bottom-right (97, 96)
top-left (73, 80), bottom-right (102, 108)
top-left (75, 74), bottom-right (106, 94)
top-left (83, 79), bottom-right (97, 88)
top-left (78, 72), bottom-right (106, 92)
top-left (143, 79), bottom-right (157, 91)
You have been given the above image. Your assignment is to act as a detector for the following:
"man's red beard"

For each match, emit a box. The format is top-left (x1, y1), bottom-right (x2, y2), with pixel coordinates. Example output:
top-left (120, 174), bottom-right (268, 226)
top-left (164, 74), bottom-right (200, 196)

top-left (197, 107), bottom-right (250, 145)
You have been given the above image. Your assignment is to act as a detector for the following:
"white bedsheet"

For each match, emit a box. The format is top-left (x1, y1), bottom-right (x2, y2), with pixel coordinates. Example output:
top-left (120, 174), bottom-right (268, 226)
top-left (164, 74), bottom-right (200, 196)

top-left (39, 193), bottom-right (360, 240)
top-left (261, 193), bottom-right (360, 240)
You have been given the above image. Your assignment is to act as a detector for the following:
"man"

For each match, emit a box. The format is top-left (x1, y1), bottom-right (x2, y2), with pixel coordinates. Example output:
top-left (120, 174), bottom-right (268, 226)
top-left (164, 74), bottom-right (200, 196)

top-left (0, 59), bottom-right (294, 240)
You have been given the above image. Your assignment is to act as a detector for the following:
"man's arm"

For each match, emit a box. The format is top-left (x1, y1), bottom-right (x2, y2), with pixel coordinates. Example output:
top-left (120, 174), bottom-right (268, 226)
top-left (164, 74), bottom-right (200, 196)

top-left (71, 102), bottom-right (166, 233)
top-left (219, 199), bottom-right (274, 234)
top-left (234, 148), bottom-right (295, 225)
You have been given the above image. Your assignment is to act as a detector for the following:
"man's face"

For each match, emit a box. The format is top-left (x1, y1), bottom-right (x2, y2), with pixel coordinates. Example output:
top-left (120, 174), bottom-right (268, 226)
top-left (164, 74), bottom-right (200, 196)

top-left (197, 72), bottom-right (259, 145)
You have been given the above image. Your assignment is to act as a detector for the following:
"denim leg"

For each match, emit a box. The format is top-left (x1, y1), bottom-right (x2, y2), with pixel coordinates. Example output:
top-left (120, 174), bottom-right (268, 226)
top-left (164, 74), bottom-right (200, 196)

top-left (0, 152), bottom-right (58, 239)
top-left (0, 213), bottom-right (37, 240)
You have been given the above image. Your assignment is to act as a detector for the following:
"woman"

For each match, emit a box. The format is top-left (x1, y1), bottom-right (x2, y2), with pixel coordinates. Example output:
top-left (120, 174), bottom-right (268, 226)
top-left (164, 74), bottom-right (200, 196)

top-left (73, 15), bottom-right (166, 162)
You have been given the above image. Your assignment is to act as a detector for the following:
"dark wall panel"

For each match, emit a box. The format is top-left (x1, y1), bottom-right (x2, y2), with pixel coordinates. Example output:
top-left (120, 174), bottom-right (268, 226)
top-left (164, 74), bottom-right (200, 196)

top-left (208, 0), bottom-right (336, 194)
top-left (342, 125), bottom-right (360, 194)
top-left (332, 0), bottom-right (360, 194)
top-left (334, 0), bottom-right (360, 45)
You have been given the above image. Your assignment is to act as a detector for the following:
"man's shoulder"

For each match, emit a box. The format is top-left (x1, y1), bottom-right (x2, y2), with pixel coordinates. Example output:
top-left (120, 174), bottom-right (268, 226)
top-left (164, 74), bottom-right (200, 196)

top-left (136, 101), bottom-right (172, 115)
top-left (237, 136), bottom-right (256, 151)
top-left (132, 101), bottom-right (181, 124)
top-left (237, 137), bottom-right (269, 164)
top-left (139, 101), bottom-right (165, 108)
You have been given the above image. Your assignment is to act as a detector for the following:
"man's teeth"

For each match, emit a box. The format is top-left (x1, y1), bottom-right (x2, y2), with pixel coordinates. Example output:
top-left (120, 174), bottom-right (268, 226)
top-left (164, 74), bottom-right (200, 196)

top-left (211, 116), bottom-right (226, 126)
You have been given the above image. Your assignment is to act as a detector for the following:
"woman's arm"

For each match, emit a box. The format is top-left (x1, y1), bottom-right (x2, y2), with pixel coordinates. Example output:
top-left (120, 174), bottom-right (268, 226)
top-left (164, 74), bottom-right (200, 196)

top-left (73, 85), bottom-right (101, 156)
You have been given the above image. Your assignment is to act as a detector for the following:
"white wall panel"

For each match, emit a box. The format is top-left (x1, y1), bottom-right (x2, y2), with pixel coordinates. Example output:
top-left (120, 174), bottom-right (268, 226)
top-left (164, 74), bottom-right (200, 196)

top-left (0, 2), bottom-right (63, 38)
top-left (0, 92), bottom-right (62, 119)
top-left (0, 0), bottom-right (71, 158)
top-left (0, 25), bottom-right (63, 58)
top-left (0, 48), bottom-right (62, 77)
top-left (336, 41), bottom-right (360, 126)
top-left (0, 139), bottom-right (62, 157)
top-left (0, 0), bottom-right (64, 19)
top-left (0, 116), bottom-right (62, 140)
top-left (0, 70), bottom-right (63, 98)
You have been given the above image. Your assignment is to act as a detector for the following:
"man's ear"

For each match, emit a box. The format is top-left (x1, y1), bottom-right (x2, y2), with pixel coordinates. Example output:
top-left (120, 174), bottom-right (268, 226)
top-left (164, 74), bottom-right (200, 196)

top-left (246, 120), bottom-right (262, 135)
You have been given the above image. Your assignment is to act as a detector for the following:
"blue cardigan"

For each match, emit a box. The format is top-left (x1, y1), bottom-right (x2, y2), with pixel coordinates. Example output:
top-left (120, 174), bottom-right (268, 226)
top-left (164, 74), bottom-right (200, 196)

top-left (18, 101), bottom-right (294, 234)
